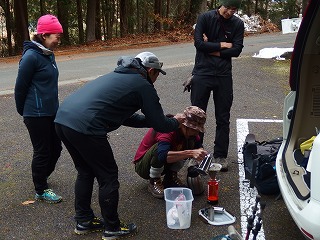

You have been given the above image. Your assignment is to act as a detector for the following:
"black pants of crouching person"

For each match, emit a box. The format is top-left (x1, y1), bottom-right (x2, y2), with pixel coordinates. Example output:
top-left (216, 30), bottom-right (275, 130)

top-left (24, 116), bottom-right (62, 194)
top-left (55, 123), bottom-right (120, 229)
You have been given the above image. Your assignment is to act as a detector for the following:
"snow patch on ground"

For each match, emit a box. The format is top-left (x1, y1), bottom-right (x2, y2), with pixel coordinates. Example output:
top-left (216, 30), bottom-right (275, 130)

top-left (253, 47), bottom-right (293, 60)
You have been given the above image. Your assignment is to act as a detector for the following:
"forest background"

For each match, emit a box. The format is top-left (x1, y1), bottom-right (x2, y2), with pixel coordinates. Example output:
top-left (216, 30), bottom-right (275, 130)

top-left (0, 0), bottom-right (309, 58)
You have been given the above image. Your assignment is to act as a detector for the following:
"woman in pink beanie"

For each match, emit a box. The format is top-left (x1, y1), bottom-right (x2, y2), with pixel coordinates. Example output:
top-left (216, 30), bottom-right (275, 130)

top-left (14, 14), bottom-right (64, 204)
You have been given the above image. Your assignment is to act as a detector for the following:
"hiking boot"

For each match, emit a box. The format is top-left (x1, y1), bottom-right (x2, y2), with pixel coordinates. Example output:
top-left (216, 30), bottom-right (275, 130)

top-left (35, 189), bottom-right (62, 203)
top-left (74, 216), bottom-right (104, 235)
top-left (148, 178), bottom-right (164, 199)
top-left (163, 171), bottom-right (186, 188)
top-left (102, 221), bottom-right (137, 240)
top-left (215, 158), bottom-right (228, 172)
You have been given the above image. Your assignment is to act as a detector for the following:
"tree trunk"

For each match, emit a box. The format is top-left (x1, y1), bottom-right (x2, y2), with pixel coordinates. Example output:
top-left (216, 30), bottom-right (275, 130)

top-left (0, 0), bottom-right (13, 56)
top-left (95, 0), bottom-right (101, 40)
top-left (254, 0), bottom-right (258, 14)
top-left (154, 0), bottom-right (161, 31)
top-left (120, 0), bottom-right (128, 37)
top-left (164, 0), bottom-right (171, 30)
top-left (40, 0), bottom-right (45, 15)
top-left (76, 0), bottom-right (84, 43)
top-left (189, 0), bottom-right (207, 24)
top-left (86, 0), bottom-right (97, 42)
top-left (57, 0), bottom-right (71, 45)
top-left (13, 0), bottom-right (29, 54)
top-left (136, 0), bottom-right (140, 33)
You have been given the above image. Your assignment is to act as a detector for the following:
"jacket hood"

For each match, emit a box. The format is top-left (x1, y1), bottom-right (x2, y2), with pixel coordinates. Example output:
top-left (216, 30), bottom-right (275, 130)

top-left (23, 41), bottom-right (53, 56)
top-left (115, 56), bottom-right (148, 78)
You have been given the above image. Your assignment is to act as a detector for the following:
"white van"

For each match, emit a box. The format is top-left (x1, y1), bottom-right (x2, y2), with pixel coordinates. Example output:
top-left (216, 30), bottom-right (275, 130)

top-left (276, 0), bottom-right (320, 239)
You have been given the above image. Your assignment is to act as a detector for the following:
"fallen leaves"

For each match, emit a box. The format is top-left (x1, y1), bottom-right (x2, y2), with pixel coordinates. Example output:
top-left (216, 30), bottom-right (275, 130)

top-left (22, 200), bottom-right (35, 205)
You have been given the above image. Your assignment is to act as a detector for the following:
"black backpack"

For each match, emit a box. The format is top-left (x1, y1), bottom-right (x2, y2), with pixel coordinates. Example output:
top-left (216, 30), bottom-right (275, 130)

top-left (242, 133), bottom-right (282, 195)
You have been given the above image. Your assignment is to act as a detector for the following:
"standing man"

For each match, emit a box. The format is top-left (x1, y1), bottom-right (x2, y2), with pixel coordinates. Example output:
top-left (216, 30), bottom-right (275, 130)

top-left (190, 0), bottom-right (244, 171)
top-left (134, 106), bottom-right (208, 199)
top-left (54, 52), bottom-right (185, 239)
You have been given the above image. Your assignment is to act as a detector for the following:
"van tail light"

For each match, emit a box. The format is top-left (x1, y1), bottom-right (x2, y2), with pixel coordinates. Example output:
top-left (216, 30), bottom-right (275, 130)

top-left (301, 227), bottom-right (314, 239)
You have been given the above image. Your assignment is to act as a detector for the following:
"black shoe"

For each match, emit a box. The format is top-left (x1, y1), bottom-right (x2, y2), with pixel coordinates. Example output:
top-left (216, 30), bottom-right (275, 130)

top-left (163, 171), bottom-right (186, 188)
top-left (102, 221), bottom-right (137, 240)
top-left (74, 217), bottom-right (104, 235)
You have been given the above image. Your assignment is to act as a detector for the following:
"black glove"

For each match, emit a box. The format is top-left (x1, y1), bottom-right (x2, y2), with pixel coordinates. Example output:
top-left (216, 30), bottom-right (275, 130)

top-left (183, 76), bottom-right (193, 92)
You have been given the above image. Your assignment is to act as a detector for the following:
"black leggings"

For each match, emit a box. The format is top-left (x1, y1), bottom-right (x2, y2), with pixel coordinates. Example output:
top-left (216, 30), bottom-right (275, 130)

top-left (24, 116), bottom-right (62, 194)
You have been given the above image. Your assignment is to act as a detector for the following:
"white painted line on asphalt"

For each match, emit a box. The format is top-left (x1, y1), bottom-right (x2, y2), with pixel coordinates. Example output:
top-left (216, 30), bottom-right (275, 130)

top-left (236, 118), bottom-right (283, 240)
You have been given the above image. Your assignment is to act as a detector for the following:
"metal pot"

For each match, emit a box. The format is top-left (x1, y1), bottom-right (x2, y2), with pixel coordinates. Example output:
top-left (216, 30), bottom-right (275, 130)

top-left (187, 166), bottom-right (204, 195)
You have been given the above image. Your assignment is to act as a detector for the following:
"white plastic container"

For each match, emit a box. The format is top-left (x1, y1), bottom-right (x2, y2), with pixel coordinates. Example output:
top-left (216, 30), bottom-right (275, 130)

top-left (164, 187), bottom-right (194, 229)
top-left (281, 19), bottom-right (292, 34)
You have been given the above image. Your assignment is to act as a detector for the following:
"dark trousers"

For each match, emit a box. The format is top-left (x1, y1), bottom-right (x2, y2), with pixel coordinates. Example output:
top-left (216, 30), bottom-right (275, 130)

top-left (24, 116), bottom-right (62, 194)
top-left (191, 75), bottom-right (233, 158)
top-left (55, 123), bottom-right (120, 229)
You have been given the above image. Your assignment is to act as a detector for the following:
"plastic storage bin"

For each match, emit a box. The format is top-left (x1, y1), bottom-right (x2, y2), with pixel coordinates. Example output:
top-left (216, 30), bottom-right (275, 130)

top-left (164, 187), bottom-right (194, 229)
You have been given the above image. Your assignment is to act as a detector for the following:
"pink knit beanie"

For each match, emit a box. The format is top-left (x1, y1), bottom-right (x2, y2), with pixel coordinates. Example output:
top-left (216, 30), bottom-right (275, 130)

top-left (36, 14), bottom-right (63, 34)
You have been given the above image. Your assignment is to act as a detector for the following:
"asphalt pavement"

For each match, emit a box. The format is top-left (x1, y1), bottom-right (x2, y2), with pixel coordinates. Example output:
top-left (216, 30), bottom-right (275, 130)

top-left (0, 33), bottom-right (305, 240)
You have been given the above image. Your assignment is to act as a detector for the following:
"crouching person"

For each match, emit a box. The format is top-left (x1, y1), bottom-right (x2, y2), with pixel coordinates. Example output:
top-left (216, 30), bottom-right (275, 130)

top-left (134, 106), bottom-right (208, 199)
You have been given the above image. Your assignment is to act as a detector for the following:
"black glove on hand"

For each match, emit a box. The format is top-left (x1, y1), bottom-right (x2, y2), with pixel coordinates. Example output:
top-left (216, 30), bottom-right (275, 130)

top-left (183, 76), bottom-right (193, 92)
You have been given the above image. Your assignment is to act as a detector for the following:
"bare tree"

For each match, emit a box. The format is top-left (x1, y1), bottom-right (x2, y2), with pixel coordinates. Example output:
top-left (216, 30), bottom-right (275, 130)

top-left (13, 0), bottom-right (29, 53)
top-left (86, 0), bottom-right (97, 42)
top-left (0, 0), bottom-right (13, 55)
top-left (40, 0), bottom-right (45, 15)
top-left (95, 0), bottom-right (101, 40)
top-left (154, 0), bottom-right (161, 31)
top-left (0, 0), bottom-right (310, 57)
top-left (120, 0), bottom-right (128, 37)
top-left (189, 0), bottom-right (207, 24)
top-left (76, 0), bottom-right (84, 43)
top-left (57, 0), bottom-right (71, 45)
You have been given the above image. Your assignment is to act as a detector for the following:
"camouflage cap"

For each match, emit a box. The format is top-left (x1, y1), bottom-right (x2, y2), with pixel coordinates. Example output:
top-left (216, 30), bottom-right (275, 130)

top-left (182, 106), bottom-right (206, 133)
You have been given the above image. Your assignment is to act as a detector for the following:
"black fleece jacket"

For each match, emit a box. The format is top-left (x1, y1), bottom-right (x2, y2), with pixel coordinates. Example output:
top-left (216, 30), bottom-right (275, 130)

top-left (54, 56), bottom-right (179, 135)
top-left (192, 9), bottom-right (244, 76)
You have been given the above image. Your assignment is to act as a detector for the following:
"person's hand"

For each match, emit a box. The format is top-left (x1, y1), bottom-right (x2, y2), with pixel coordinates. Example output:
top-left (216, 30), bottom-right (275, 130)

top-left (192, 149), bottom-right (208, 161)
top-left (173, 113), bottom-right (186, 124)
top-left (220, 42), bottom-right (233, 49)
top-left (203, 33), bottom-right (208, 42)
top-left (183, 76), bottom-right (193, 92)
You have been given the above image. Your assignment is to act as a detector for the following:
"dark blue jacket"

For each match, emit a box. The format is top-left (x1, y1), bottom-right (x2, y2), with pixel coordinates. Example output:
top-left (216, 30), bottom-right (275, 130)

top-left (54, 56), bottom-right (179, 135)
top-left (192, 9), bottom-right (244, 76)
top-left (14, 41), bottom-right (59, 116)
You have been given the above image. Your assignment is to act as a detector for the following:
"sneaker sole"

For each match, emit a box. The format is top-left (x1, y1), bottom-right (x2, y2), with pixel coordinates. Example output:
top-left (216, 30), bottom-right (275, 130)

top-left (74, 228), bottom-right (104, 235)
top-left (35, 198), bottom-right (63, 204)
top-left (102, 229), bottom-right (138, 240)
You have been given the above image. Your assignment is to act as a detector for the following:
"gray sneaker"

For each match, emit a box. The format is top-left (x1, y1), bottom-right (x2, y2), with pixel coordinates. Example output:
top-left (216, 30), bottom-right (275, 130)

top-left (215, 158), bottom-right (228, 172)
